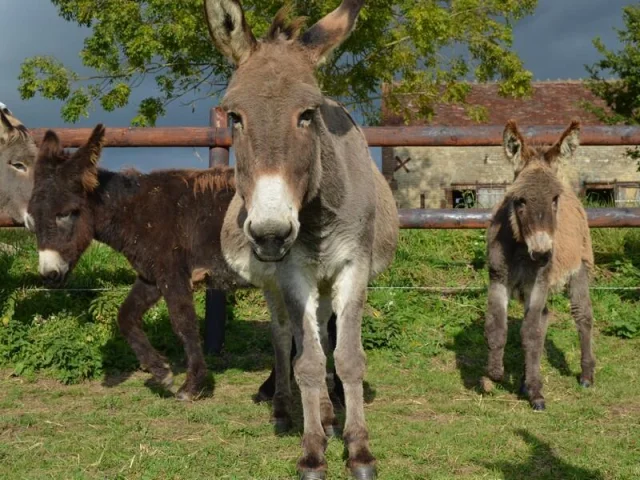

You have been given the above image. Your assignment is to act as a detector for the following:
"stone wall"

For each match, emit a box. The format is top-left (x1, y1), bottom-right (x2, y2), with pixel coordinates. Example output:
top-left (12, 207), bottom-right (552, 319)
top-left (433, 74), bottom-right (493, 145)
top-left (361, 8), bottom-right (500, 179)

top-left (383, 145), bottom-right (640, 209)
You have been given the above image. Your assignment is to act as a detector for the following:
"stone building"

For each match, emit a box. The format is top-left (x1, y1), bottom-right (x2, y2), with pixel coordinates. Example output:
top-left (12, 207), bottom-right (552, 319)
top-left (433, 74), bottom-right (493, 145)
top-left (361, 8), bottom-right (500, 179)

top-left (381, 81), bottom-right (640, 209)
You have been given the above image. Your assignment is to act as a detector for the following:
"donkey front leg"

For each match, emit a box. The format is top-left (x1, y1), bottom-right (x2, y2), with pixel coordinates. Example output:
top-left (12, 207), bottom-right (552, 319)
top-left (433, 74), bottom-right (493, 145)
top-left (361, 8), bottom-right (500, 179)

top-left (568, 262), bottom-right (596, 388)
top-left (485, 281), bottom-right (509, 384)
top-left (521, 282), bottom-right (550, 411)
top-left (161, 278), bottom-right (208, 401)
top-left (332, 263), bottom-right (376, 480)
top-left (263, 288), bottom-right (294, 433)
top-left (118, 277), bottom-right (171, 388)
top-left (279, 274), bottom-right (328, 479)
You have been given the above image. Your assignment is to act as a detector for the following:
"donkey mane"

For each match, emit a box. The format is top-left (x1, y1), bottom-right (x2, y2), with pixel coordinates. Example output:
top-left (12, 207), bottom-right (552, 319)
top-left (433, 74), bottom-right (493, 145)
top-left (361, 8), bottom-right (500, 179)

top-left (266, 6), bottom-right (307, 42)
top-left (65, 166), bottom-right (235, 197)
top-left (187, 168), bottom-right (236, 195)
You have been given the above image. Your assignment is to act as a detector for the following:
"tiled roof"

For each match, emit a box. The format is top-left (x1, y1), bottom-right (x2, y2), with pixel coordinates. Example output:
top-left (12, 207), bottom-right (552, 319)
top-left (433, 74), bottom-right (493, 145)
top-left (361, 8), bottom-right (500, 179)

top-left (381, 81), bottom-right (610, 126)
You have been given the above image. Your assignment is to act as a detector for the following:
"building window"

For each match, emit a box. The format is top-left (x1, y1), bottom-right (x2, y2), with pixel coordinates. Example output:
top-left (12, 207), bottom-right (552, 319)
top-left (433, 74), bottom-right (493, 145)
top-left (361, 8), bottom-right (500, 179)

top-left (448, 183), bottom-right (506, 209)
top-left (583, 182), bottom-right (640, 207)
top-left (585, 184), bottom-right (615, 206)
top-left (452, 189), bottom-right (476, 208)
top-left (615, 184), bottom-right (640, 207)
top-left (477, 186), bottom-right (506, 208)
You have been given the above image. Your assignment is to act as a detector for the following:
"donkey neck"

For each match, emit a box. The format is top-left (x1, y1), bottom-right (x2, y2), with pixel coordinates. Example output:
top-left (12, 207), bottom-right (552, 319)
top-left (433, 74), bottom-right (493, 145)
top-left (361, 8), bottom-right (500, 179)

top-left (90, 169), bottom-right (143, 247)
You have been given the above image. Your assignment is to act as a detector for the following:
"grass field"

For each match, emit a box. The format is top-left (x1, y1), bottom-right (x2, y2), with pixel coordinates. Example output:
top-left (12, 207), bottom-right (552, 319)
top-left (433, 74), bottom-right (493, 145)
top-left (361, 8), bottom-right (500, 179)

top-left (1, 227), bottom-right (639, 479)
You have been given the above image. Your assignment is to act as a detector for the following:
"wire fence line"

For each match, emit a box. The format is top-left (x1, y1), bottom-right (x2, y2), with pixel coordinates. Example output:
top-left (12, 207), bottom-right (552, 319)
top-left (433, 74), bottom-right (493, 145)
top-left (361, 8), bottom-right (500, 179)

top-left (2, 285), bottom-right (640, 294)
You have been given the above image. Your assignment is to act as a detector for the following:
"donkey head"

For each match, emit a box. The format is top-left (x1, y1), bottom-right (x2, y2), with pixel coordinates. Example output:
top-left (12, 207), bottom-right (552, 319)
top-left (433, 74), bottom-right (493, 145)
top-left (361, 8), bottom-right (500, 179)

top-left (502, 120), bottom-right (580, 264)
top-left (28, 125), bottom-right (105, 285)
top-left (0, 102), bottom-right (37, 226)
top-left (205, 0), bottom-right (364, 261)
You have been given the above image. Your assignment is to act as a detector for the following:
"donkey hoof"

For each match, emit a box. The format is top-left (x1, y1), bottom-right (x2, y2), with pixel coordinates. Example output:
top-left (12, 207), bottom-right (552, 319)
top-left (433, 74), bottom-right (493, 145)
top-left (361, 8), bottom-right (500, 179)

top-left (299, 470), bottom-right (326, 480)
top-left (579, 378), bottom-right (592, 388)
top-left (271, 416), bottom-right (291, 434)
top-left (176, 389), bottom-right (195, 402)
top-left (479, 376), bottom-right (495, 393)
top-left (531, 400), bottom-right (546, 411)
top-left (350, 465), bottom-right (377, 480)
top-left (255, 388), bottom-right (273, 403)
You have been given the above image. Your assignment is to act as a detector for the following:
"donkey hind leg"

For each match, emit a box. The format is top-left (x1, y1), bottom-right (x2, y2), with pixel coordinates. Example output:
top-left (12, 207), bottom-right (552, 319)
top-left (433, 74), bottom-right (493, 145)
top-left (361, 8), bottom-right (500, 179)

top-left (160, 279), bottom-right (208, 401)
top-left (568, 262), bottom-right (596, 388)
top-left (279, 273), bottom-right (328, 478)
top-left (332, 263), bottom-right (376, 479)
top-left (327, 311), bottom-right (345, 407)
top-left (521, 284), bottom-right (550, 411)
top-left (117, 277), bottom-right (171, 388)
top-left (485, 282), bottom-right (509, 384)
top-left (263, 288), bottom-right (294, 433)
top-left (317, 294), bottom-right (338, 437)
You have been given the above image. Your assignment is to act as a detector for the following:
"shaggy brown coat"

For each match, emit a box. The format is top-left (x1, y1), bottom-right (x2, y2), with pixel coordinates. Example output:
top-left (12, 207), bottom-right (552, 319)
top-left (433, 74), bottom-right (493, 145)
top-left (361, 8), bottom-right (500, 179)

top-left (27, 125), bottom-right (238, 400)
top-left (485, 120), bottom-right (596, 411)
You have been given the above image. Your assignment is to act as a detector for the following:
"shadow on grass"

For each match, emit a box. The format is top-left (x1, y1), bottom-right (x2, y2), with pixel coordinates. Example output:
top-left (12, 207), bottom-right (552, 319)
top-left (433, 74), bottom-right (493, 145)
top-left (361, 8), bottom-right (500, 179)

top-left (447, 315), bottom-right (577, 396)
top-left (251, 343), bottom-right (377, 437)
top-left (483, 429), bottom-right (604, 480)
top-left (3, 259), bottom-right (380, 418)
top-left (100, 314), bottom-right (275, 396)
top-left (252, 377), bottom-right (376, 438)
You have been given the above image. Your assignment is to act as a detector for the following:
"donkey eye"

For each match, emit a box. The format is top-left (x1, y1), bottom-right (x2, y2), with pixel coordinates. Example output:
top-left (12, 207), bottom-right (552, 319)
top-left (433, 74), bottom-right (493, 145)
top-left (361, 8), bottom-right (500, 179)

top-left (10, 162), bottom-right (27, 172)
top-left (298, 109), bottom-right (315, 128)
top-left (56, 210), bottom-right (79, 223)
top-left (552, 195), bottom-right (559, 208)
top-left (514, 198), bottom-right (526, 208)
top-left (228, 112), bottom-right (243, 131)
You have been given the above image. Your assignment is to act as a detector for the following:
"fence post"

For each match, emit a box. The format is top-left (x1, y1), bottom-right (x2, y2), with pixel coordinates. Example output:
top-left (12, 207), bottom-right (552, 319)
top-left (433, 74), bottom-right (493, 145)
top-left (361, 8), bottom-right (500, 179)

top-left (204, 106), bottom-right (230, 355)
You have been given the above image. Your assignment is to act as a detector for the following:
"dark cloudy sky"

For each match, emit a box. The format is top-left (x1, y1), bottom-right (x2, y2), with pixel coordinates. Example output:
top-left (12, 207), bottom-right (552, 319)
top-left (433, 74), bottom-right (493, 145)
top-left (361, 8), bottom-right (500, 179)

top-left (0, 0), bottom-right (631, 171)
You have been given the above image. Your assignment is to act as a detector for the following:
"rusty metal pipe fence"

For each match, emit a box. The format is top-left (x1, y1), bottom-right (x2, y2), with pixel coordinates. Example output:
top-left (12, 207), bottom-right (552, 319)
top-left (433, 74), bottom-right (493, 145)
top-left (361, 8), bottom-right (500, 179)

top-left (2, 107), bottom-right (640, 228)
top-left (4, 107), bottom-right (640, 352)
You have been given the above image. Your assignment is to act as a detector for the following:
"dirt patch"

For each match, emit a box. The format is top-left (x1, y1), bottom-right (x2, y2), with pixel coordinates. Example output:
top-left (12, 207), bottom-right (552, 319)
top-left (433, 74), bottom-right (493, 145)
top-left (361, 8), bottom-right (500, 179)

top-left (608, 403), bottom-right (640, 418)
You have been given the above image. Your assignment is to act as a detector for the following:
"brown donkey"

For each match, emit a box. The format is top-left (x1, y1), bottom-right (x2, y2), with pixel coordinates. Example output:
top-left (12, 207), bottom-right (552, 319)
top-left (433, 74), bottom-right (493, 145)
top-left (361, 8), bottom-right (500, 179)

top-left (205, 0), bottom-right (399, 478)
top-left (485, 120), bottom-right (595, 411)
top-left (27, 125), bottom-right (239, 400)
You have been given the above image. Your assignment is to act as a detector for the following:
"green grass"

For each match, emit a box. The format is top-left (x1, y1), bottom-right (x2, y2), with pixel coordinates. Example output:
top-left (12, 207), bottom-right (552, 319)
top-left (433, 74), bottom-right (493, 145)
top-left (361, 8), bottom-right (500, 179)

top-left (1, 227), bottom-right (640, 479)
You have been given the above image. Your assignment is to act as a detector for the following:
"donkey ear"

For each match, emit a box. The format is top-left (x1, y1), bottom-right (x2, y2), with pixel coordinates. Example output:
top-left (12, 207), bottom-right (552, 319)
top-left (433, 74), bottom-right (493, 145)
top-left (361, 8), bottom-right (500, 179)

top-left (38, 130), bottom-right (63, 161)
top-left (0, 104), bottom-right (22, 145)
top-left (546, 119), bottom-right (580, 163)
top-left (503, 120), bottom-right (526, 165)
top-left (300, 0), bottom-right (364, 65)
top-left (74, 124), bottom-right (106, 166)
top-left (73, 124), bottom-right (105, 192)
top-left (0, 108), bottom-right (13, 144)
top-left (204, 0), bottom-right (257, 66)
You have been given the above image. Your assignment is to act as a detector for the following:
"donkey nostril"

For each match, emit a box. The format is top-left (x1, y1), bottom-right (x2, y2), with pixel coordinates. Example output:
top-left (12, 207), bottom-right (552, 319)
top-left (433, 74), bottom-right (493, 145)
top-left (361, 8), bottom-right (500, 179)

top-left (46, 270), bottom-right (60, 280)
top-left (532, 251), bottom-right (551, 265)
top-left (248, 221), bottom-right (294, 244)
top-left (283, 222), bottom-right (293, 240)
